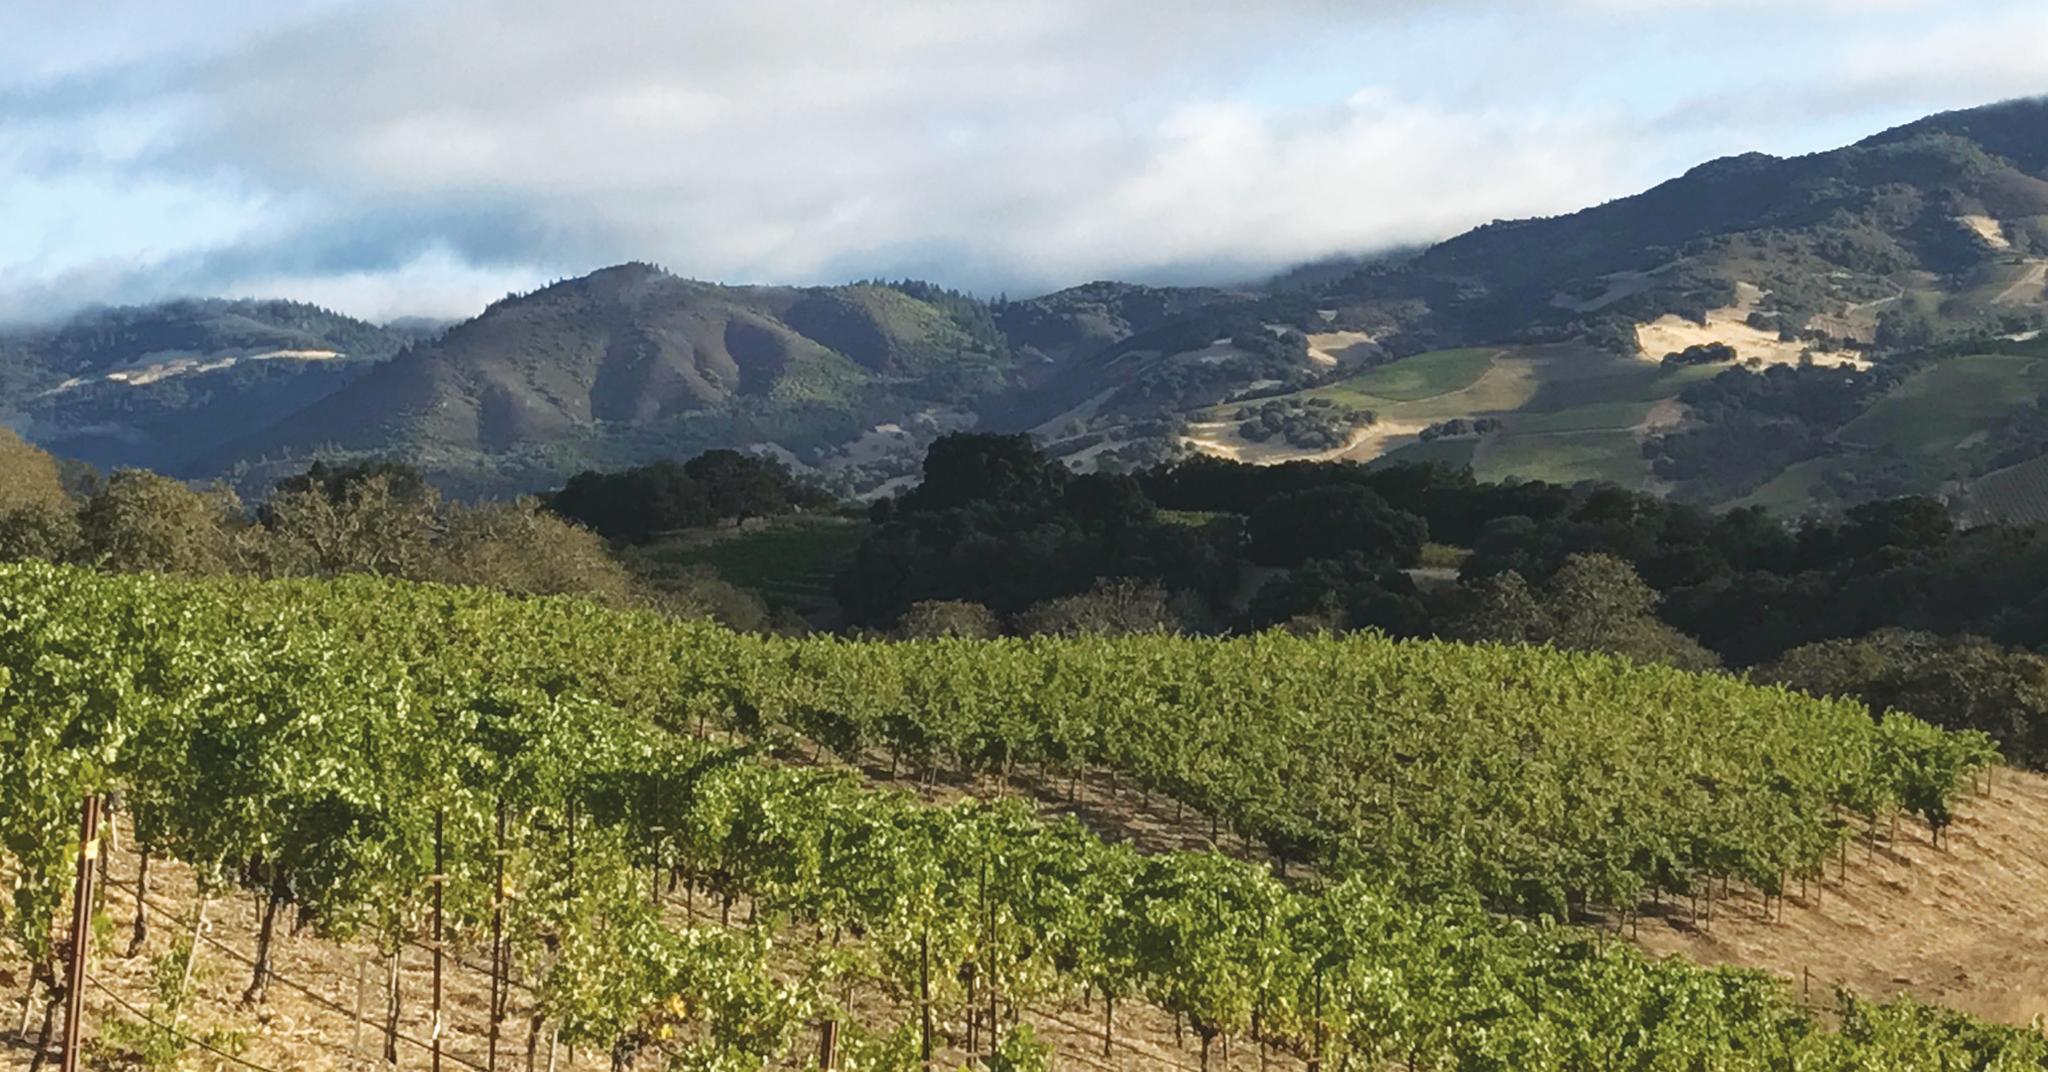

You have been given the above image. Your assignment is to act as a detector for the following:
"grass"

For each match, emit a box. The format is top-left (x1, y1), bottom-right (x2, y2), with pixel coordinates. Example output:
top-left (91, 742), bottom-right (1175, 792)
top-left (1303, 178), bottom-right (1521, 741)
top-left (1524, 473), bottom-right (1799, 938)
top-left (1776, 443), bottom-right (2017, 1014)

top-left (1297, 345), bottom-right (1687, 427)
top-left (1516, 359), bottom-right (1719, 413)
top-left (1320, 348), bottom-right (1500, 403)
top-left (1367, 437), bottom-right (1478, 470)
top-left (1727, 350), bottom-right (2048, 515)
top-left (635, 516), bottom-right (869, 607)
top-left (1996, 334), bottom-right (2048, 358)
top-left (1474, 429), bottom-right (1652, 488)
top-left (1839, 353), bottom-right (2048, 453)
top-left (1417, 543), bottom-right (1470, 570)
top-left (1955, 259), bottom-right (2048, 310)
top-left (1506, 400), bottom-right (1658, 435)
top-left (1730, 457), bottom-right (1846, 515)
top-left (1320, 360), bottom-right (1539, 422)
top-left (845, 283), bottom-right (954, 341)
top-left (1259, 344), bottom-right (1717, 490)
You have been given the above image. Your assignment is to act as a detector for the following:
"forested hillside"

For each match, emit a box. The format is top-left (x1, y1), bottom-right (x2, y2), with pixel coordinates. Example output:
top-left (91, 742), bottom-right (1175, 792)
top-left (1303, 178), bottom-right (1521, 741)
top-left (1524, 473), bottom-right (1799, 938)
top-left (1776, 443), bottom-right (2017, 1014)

top-left (199, 266), bottom-right (1029, 498)
top-left (0, 299), bottom-right (412, 472)
top-left (13, 99), bottom-right (2048, 513)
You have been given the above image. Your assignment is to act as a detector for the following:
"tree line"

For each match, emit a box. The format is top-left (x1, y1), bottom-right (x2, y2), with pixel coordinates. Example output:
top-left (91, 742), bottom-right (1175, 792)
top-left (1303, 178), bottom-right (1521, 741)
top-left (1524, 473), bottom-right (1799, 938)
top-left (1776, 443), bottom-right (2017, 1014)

top-left (547, 449), bottom-right (835, 543)
top-left (11, 421), bottom-right (2048, 770)
top-left (831, 434), bottom-right (2048, 766)
top-left (0, 430), bottom-right (769, 624)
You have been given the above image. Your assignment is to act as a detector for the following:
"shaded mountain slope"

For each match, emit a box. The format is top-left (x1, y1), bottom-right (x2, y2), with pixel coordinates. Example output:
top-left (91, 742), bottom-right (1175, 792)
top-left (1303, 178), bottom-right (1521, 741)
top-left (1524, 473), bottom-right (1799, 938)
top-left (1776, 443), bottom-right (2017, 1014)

top-left (204, 265), bottom-right (1024, 493)
top-left (0, 299), bottom-right (410, 471)
top-left (14, 98), bottom-right (2048, 508)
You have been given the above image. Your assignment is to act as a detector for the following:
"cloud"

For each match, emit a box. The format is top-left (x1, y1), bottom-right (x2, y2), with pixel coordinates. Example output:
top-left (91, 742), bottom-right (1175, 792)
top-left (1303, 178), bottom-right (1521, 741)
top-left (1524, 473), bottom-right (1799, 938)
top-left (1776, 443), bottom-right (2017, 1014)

top-left (2, 0), bottom-right (2045, 320)
top-left (1832, 10), bottom-right (2048, 107)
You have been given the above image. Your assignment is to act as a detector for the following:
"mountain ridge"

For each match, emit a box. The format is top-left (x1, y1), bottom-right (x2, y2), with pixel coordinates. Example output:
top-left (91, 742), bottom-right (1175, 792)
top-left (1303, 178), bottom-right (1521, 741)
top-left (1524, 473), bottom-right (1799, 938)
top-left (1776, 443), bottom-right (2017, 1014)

top-left (0, 297), bottom-right (412, 471)
top-left (9, 96), bottom-right (2048, 509)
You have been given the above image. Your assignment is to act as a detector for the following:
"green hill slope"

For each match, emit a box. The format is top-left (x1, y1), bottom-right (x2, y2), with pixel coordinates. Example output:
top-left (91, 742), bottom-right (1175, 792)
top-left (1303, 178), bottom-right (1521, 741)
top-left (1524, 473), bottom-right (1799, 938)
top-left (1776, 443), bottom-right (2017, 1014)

top-left (204, 266), bottom-right (1028, 495)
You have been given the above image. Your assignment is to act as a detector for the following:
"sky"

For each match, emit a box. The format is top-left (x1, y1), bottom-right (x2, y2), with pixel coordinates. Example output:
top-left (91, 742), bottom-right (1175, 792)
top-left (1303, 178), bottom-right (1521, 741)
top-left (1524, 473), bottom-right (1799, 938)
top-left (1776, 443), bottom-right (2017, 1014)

top-left (1, 0), bottom-right (2044, 323)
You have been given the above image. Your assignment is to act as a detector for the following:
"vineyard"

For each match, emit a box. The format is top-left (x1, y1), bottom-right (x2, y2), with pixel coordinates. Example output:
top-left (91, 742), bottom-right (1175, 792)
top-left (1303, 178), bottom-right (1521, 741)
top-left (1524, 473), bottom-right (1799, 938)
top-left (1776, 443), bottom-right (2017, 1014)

top-left (2, 562), bottom-right (2043, 1070)
top-left (1963, 453), bottom-right (2048, 525)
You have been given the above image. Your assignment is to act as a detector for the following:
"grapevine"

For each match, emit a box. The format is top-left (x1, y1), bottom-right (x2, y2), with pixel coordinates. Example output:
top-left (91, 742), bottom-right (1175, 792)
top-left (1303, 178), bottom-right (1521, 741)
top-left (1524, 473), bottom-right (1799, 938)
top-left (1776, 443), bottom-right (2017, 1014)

top-left (0, 563), bottom-right (2033, 1070)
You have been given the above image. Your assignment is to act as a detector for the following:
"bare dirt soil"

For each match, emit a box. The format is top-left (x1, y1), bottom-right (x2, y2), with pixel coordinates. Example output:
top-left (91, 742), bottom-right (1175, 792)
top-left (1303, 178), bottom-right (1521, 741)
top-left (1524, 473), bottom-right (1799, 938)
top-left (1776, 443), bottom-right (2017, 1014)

top-left (1634, 282), bottom-right (1868, 370)
top-left (872, 756), bottom-right (2048, 1026)
top-left (12, 759), bottom-right (2045, 1070)
top-left (3, 780), bottom-right (1303, 1072)
top-left (1635, 767), bottom-right (2048, 1026)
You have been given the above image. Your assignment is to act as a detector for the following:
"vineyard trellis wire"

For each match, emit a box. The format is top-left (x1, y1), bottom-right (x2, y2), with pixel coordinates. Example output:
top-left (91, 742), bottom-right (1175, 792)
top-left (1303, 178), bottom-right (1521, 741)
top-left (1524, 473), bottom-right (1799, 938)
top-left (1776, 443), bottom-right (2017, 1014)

top-left (15, 797), bottom-right (506, 1072)
top-left (86, 977), bottom-right (281, 1072)
top-left (36, 814), bottom-right (594, 1072)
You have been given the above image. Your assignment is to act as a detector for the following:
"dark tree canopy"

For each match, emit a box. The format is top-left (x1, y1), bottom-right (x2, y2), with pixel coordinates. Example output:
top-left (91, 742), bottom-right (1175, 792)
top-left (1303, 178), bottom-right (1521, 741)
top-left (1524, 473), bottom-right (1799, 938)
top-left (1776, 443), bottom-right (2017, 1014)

top-left (684, 449), bottom-right (801, 524)
top-left (550, 461), bottom-right (713, 543)
top-left (1761, 630), bottom-right (2048, 768)
top-left (1243, 554), bottom-right (1428, 636)
top-left (1060, 472), bottom-right (1154, 540)
top-left (822, 435), bottom-right (2048, 704)
top-left (548, 451), bottom-right (825, 543)
top-left (835, 433), bottom-right (1234, 627)
top-left (1245, 484), bottom-right (1426, 569)
top-left (897, 433), bottom-right (1071, 516)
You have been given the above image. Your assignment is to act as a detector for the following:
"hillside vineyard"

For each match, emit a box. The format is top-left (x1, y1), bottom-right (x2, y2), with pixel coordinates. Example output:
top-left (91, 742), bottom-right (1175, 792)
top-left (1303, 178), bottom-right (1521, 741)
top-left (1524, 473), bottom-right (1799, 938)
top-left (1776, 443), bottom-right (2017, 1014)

top-left (1, 564), bottom-right (2038, 1070)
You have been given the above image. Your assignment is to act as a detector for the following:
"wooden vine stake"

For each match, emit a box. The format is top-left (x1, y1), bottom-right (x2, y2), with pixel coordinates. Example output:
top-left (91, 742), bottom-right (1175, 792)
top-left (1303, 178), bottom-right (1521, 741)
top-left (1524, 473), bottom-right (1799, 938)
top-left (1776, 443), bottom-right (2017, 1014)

top-left (433, 808), bottom-right (447, 1072)
top-left (354, 958), bottom-right (368, 1057)
top-left (564, 796), bottom-right (579, 1071)
top-left (58, 793), bottom-right (102, 1072)
top-left (385, 947), bottom-right (403, 1066)
top-left (490, 799), bottom-right (508, 1072)
top-left (127, 849), bottom-right (151, 957)
top-left (918, 923), bottom-right (933, 1068)
top-left (816, 1019), bottom-right (839, 1070)
top-left (16, 960), bottom-right (39, 1038)
top-left (983, 858), bottom-right (999, 1057)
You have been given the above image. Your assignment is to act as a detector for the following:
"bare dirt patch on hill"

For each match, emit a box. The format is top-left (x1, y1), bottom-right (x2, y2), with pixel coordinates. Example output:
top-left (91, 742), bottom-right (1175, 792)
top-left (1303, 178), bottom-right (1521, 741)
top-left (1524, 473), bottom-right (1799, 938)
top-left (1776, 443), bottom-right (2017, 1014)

top-left (1960, 214), bottom-right (2015, 252)
top-left (1180, 419), bottom-right (1401, 465)
top-left (1303, 331), bottom-right (1375, 368)
top-left (1636, 282), bottom-right (1868, 369)
top-left (1995, 262), bottom-right (2048, 306)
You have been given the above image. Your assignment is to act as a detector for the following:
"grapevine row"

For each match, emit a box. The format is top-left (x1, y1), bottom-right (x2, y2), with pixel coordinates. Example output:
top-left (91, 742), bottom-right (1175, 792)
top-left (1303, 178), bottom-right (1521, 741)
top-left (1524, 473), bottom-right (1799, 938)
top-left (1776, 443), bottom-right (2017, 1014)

top-left (707, 631), bottom-right (1998, 917)
top-left (0, 563), bottom-right (2033, 1070)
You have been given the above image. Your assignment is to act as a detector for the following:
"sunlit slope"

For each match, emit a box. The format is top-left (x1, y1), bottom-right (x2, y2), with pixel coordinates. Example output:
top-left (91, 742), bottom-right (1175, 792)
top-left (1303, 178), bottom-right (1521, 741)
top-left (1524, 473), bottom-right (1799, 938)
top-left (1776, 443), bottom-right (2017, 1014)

top-left (1182, 344), bottom-right (1711, 488)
